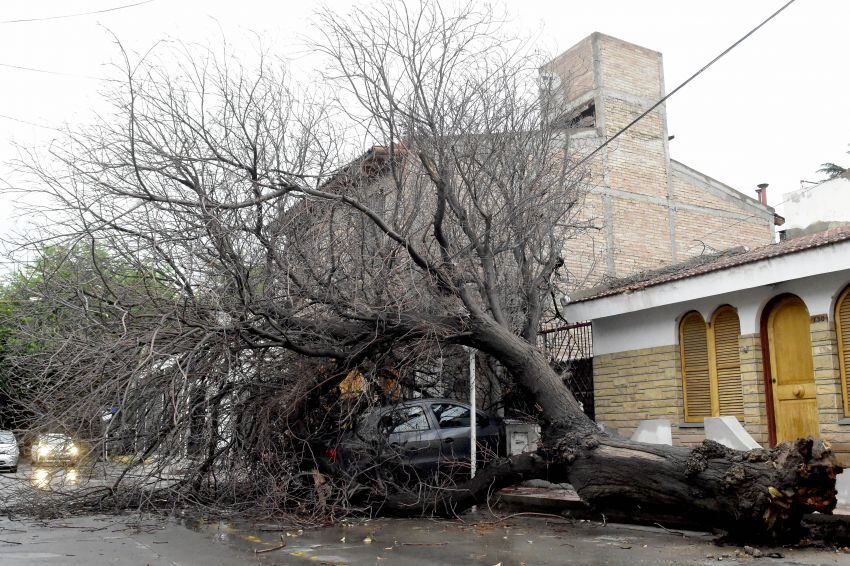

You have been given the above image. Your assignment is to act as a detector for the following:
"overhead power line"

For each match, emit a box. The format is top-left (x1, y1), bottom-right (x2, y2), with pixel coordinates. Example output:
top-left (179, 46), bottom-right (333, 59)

top-left (1, 0), bottom-right (154, 24)
top-left (0, 60), bottom-right (211, 96)
top-left (0, 113), bottom-right (64, 131)
top-left (0, 62), bottom-right (112, 82)
top-left (566, 0), bottom-right (798, 176)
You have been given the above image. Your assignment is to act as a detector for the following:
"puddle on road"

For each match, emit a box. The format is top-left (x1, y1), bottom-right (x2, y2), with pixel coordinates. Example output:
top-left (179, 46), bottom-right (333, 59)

top-left (181, 515), bottom-right (551, 565)
top-left (30, 467), bottom-right (80, 490)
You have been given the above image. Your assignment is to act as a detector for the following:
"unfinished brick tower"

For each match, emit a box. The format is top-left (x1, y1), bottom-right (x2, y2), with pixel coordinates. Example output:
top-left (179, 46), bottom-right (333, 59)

top-left (544, 33), bottom-right (779, 289)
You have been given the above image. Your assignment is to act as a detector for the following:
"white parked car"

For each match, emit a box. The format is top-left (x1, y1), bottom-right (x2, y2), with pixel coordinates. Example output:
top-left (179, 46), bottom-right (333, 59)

top-left (0, 430), bottom-right (20, 473)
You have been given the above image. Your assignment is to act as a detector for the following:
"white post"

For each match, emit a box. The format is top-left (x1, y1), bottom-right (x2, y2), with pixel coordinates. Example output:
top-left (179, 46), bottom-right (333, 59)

top-left (468, 347), bottom-right (476, 480)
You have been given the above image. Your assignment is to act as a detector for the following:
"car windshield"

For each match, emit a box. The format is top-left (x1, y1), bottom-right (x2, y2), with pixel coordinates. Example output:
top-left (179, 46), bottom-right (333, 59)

top-left (0, 431), bottom-right (14, 444)
top-left (40, 435), bottom-right (71, 446)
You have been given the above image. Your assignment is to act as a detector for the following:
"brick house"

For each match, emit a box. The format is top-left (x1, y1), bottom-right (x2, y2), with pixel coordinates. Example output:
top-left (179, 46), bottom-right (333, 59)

top-left (563, 227), bottom-right (850, 461)
top-left (546, 33), bottom-right (781, 287)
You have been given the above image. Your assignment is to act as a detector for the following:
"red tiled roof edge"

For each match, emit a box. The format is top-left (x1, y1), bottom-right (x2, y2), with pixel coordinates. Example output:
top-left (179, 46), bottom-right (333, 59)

top-left (570, 226), bottom-right (850, 304)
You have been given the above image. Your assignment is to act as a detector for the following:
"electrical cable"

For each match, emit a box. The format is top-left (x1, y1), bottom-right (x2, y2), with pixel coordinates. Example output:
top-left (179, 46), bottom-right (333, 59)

top-left (0, 62), bottom-right (114, 82)
top-left (0, 113), bottom-right (64, 131)
top-left (1, 0), bottom-right (154, 24)
top-left (565, 0), bottom-right (798, 177)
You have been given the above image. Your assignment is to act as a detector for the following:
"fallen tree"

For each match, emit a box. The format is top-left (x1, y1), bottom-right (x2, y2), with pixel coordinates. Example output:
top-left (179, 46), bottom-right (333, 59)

top-left (372, 317), bottom-right (839, 541)
top-left (2, 0), bottom-right (839, 541)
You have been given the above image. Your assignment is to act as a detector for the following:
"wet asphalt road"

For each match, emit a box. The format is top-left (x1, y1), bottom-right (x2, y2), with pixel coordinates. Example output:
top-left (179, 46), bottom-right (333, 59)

top-left (4, 466), bottom-right (850, 564)
top-left (3, 512), bottom-right (850, 565)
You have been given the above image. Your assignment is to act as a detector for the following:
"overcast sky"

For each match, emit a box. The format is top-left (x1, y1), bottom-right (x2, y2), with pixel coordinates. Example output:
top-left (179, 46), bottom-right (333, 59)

top-left (1, 0), bottom-right (848, 242)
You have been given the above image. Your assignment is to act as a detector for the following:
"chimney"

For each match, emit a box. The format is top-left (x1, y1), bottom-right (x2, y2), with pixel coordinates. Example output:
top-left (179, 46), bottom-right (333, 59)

top-left (756, 183), bottom-right (769, 205)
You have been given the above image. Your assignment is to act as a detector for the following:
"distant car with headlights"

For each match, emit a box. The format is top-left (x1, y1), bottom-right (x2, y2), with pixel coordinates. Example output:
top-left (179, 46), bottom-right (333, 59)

top-left (0, 430), bottom-right (19, 473)
top-left (31, 433), bottom-right (79, 465)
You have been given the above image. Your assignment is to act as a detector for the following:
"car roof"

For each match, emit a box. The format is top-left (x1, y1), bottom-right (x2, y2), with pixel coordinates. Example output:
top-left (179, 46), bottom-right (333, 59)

top-left (383, 398), bottom-right (468, 407)
top-left (374, 398), bottom-right (474, 414)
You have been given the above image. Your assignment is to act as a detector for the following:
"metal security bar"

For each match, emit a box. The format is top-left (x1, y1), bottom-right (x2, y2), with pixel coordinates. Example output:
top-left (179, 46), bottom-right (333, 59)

top-left (540, 321), bottom-right (594, 420)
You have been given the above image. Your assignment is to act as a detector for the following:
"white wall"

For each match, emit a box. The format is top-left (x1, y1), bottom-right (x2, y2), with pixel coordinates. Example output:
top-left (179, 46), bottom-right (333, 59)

top-left (591, 270), bottom-right (850, 356)
top-left (567, 240), bottom-right (850, 323)
top-left (779, 176), bottom-right (850, 231)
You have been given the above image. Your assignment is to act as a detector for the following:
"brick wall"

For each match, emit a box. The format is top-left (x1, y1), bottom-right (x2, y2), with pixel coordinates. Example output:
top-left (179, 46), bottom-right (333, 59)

top-left (542, 34), bottom-right (595, 105)
top-left (598, 36), bottom-right (663, 101)
top-left (811, 315), bottom-right (850, 462)
top-left (552, 33), bottom-right (775, 285)
top-left (739, 333), bottom-right (769, 444)
top-left (594, 320), bottom-right (850, 462)
top-left (611, 199), bottom-right (672, 275)
top-left (674, 209), bottom-right (772, 261)
top-left (594, 345), bottom-right (703, 448)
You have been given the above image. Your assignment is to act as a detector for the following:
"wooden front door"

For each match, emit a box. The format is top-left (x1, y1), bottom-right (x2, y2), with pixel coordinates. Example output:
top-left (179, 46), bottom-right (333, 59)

top-left (767, 295), bottom-right (819, 443)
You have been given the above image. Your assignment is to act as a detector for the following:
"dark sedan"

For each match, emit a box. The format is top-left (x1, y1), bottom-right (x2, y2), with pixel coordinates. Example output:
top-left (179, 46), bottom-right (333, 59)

top-left (327, 398), bottom-right (503, 478)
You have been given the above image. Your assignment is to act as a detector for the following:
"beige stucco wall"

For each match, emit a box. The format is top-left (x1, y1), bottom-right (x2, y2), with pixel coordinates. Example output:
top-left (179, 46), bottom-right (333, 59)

top-left (594, 316), bottom-right (850, 462)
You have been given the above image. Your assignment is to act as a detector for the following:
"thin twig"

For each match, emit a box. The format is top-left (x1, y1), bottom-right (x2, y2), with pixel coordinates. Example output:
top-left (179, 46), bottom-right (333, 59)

top-left (473, 512), bottom-right (567, 526)
top-left (653, 523), bottom-right (687, 538)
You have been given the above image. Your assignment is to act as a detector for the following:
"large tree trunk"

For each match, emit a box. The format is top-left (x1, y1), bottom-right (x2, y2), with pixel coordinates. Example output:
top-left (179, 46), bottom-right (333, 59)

top-left (465, 319), bottom-right (841, 542)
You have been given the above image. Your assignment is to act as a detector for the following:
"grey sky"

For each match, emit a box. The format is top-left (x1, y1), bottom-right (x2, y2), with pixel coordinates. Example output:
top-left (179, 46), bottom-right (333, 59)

top-left (1, 0), bottom-right (848, 242)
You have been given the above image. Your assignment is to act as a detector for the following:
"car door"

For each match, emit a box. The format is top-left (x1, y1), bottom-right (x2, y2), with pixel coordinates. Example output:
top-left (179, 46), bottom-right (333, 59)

top-left (429, 402), bottom-right (474, 467)
top-left (430, 402), bottom-right (501, 468)
top-left (380, 404), bottom-right (441, 472)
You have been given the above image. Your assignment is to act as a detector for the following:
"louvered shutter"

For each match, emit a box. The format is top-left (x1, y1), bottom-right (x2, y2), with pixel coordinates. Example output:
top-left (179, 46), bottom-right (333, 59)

top-left (681, 312), bottom-right (711, 422)
top-left (712, 307), bottom-right (744, 419)
top-left (837, 288), bottom-right (850, 416)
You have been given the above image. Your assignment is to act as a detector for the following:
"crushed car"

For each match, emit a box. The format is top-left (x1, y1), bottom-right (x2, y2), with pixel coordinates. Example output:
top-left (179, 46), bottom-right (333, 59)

top-left (325, 398), bottom-right (504, 481)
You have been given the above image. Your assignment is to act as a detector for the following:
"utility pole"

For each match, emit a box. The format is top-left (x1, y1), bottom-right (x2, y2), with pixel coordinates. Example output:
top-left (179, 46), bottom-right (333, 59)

top-left (468, 346), bottom-right (476, 480)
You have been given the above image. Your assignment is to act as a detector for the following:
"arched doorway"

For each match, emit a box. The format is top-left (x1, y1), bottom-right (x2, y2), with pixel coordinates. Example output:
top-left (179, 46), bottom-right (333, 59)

top-left (762, 294), bottom-right (819, 444)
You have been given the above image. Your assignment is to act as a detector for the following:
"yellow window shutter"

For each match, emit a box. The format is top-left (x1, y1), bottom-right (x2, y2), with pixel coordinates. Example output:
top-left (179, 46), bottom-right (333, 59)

top-left (712, 307), bottom-right (744, 419)
top-left (837, 287), bottom-right (850, 417)
top-left (681, 312), bottom-right (711, 422)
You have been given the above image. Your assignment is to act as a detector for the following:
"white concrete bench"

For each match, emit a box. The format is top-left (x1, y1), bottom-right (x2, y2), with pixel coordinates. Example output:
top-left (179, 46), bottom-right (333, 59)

top-left (704, 416), bottom-right (761, 451)
top-left (630, 419), bottom-right (673, 445)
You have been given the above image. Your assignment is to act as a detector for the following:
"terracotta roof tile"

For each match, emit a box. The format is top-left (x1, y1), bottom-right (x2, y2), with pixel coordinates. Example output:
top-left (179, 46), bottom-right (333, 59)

top-left (570, 226), bottom-right (850, 304)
